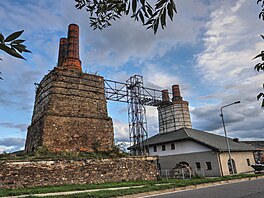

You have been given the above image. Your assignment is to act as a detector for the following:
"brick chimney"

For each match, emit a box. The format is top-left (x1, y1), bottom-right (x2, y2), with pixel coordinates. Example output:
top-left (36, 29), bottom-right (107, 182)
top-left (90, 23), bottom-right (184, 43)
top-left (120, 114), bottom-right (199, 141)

top-left (57, 38), bottom-right (67, 67)
top-left (162, 89), bottom-right (170, 102)
top-left (60, 24), bottom-right (82, 71)
top-left (172, 85), bottom-right (182, 101)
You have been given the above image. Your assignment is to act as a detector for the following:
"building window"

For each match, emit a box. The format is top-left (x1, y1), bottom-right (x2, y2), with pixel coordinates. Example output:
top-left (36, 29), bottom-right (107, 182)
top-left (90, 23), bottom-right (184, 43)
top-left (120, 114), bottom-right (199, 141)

top-left (162, 144), bottom-right (166, 151)
top-left (171, 143), bottom-right (175, 150)
top-left (206, 162), bottom-right (212, 170)
top-left (247, 159), bottom-right (250, 166)
top-left (196, 162), bottom-right (201, 169)
top-left (153, 146), bottom-right (157, 152)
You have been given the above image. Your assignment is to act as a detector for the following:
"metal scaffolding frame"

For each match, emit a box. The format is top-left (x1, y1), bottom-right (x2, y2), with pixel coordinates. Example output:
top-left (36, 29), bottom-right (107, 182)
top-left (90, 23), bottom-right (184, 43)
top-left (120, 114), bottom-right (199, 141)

top-left (104, 74), bottom-right (163, 155)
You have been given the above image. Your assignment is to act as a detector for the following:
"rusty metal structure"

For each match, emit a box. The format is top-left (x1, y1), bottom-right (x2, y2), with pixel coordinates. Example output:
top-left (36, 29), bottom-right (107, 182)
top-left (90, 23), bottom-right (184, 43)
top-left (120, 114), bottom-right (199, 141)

top-left (104, 75), bottom-right (163, 155)
top-left (104, 76), bottom-right (192, 155)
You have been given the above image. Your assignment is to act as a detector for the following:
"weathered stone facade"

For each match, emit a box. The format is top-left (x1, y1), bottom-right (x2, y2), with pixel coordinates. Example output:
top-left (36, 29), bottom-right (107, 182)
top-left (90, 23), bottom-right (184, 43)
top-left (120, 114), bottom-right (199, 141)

top-left (0, 157), bottom-right (158, 189)
top-left (25, 69), bottom-right (114, 153)
top-left (25, 24), bottom-right (114, 153)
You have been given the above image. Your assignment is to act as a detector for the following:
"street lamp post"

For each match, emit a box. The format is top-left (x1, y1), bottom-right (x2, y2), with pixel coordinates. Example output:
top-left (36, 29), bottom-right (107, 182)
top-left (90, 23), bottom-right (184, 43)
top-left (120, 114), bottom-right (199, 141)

top-left (220, 101), bottom-right (240, 175)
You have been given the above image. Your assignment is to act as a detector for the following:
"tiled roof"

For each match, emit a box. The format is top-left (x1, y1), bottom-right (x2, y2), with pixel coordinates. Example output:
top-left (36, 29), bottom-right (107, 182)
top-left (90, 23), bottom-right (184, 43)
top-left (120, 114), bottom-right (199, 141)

top-left (145, 128), bottom-right (256, 152)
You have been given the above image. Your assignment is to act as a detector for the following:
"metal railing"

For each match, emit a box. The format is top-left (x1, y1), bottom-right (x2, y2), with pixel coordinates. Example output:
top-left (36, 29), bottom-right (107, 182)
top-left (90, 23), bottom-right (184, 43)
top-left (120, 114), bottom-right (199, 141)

top-left (159, 168), bottom-right (205, 179)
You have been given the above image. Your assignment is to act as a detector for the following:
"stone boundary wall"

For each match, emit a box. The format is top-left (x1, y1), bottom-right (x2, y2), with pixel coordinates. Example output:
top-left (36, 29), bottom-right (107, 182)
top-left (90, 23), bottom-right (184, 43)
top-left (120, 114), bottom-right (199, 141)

top-left (0, 156), bottom-right (158, 189)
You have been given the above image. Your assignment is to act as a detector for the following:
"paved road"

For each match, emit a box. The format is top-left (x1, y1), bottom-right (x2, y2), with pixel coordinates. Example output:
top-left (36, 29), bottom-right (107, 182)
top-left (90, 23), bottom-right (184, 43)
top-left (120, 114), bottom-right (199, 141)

top-left (143, 178), bottom-right (264, 198)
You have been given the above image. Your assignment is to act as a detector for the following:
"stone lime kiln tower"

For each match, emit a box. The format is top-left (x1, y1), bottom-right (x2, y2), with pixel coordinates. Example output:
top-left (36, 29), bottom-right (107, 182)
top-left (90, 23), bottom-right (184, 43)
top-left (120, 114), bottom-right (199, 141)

top-left (25, 24), bottom-right (114, 153)
top-left (158, 85), bottom-right (192, 133)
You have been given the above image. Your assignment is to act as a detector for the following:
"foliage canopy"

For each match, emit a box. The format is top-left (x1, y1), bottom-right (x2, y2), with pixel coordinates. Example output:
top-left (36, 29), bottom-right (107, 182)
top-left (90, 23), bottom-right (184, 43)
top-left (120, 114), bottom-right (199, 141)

top-left (254, 0), bottom-right (264, 108)
top-left (0, 30), bottom-right (31, 61)
top-left (75, 0), bottom-right (177, 34)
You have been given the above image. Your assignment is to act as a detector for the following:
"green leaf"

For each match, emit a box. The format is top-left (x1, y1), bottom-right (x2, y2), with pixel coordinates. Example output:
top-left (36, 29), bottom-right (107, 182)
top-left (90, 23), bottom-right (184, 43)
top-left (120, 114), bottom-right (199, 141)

top-left (167, 3), bottom-right (174, 21)
top-left (0, 33), bottom-right (4, 44)
top-left (257, 93), bottom-right (264, 100)
top-left (253, 51), bottom-right (264, 60)
top-left (11, 39), bottom-right (25, 44)
top-left (254, 63), bottom-right (264, 71)
top-left (12, 45), bottom-right (24, 53)
top-left (145, 18), bottom-right (154, 25)
top-left (155, 0), bottom-right (167, 10)
top-left (132, 0), bottom-right (137, 13)
top-left (4, 30), bottom-right (24, 42)
top-left (0, 44), bottom-right (25, 60)
top-left (170, 0), bottom-right (177, 12)
top-left (139, 10), bottom-right (144, 24)
top-left (153, 18), bottom-right (159, 34)
top-left (140, 0), bottom-right (145, 6)
top-left (146, 24), bottom-right (153, 30)
top-left (259, 12), bottom-right (264, 20)
top-left (161, 7), bottom-right (166, 28)
top-left (126, 1), bottom-right (130, 15)
top-left (146, 4), bottom-right (153, 16)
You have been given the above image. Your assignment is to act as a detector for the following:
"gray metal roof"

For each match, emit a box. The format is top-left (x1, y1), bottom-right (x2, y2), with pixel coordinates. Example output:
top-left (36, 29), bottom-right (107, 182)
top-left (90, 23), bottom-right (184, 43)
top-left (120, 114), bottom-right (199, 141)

top-left (242, 141), bottom-right (264, 150)
top-left (146, 128), bottom-right (256, 152)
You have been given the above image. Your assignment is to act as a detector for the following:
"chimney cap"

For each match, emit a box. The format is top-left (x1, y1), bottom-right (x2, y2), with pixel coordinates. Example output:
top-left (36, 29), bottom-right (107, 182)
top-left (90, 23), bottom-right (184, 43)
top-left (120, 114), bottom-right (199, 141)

top-left (69, 23), bottom-right (79, 27)
top-left (60, 37), bottom-right (67, 43)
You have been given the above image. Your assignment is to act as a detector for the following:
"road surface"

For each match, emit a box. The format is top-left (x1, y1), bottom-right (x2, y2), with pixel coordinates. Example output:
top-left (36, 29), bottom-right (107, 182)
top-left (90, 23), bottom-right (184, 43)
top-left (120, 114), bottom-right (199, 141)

top-left (143, 178), bottom-right (264, 198)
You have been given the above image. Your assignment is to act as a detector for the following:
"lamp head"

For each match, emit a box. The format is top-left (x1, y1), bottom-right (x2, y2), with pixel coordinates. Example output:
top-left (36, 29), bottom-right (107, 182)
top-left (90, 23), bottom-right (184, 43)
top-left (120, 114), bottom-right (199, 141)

top-left (234, 101), bottom-right (241, 104)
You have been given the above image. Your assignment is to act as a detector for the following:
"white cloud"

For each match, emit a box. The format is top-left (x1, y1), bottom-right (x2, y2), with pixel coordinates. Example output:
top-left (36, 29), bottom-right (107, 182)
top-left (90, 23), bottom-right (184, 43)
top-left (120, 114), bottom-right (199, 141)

top-left (113, 107), bottom-right (159, 143)
top-left (79, 0), bottom-right (208, 69)
top-left (146, 107), bottom-right (159, 137)
top-left (196, 0), bottom-right (263, 83)
top-left (142, 63), bottom-right (182, 90)
top-left (0, 137), bottom-right (25, 153)
top-left (0, 123), bottom-right (28, 132)
top-left (113, 119), bottom-right (129, 142)
top-left (189, 0), bottom-right (264, 140)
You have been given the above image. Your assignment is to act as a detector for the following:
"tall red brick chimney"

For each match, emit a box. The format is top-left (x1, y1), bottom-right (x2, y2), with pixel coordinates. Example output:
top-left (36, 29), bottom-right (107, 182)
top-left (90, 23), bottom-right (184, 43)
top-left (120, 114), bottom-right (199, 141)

top-left (60, 24), bottom-right (82, 71)
top-left (57, 38), bottom-right (67, 67)
top-left (172, 85), bottom-right (182, 101)
top-left (162, 89), bottom-right (170, 102)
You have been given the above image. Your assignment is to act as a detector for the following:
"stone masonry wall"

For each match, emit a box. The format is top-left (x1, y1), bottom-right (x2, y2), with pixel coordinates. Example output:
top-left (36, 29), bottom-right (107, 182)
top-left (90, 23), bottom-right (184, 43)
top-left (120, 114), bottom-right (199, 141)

top-left (0, 157), bottom-right (158, 189)
top-left (25, 68), bottom-right (114, 153)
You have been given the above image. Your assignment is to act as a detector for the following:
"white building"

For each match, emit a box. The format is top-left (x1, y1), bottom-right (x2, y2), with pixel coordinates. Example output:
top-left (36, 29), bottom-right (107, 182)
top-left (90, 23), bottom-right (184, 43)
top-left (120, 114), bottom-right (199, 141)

top-left (146, 127), bottom-right (256, 176)
top-left (134, 84), bottom-right (256, 177)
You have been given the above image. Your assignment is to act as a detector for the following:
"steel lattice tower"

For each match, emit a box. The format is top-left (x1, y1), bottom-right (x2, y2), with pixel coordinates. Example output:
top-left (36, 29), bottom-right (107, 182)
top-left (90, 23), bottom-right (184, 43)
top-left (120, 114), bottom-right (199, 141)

top-left (126, 75), bottom-right (148, 155)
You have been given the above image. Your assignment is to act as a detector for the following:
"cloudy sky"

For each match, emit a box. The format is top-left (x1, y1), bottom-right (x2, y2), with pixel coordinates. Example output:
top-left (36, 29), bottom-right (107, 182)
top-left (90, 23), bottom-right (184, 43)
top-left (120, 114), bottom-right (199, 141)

top-left (0, 0), bottom-right (263, 153)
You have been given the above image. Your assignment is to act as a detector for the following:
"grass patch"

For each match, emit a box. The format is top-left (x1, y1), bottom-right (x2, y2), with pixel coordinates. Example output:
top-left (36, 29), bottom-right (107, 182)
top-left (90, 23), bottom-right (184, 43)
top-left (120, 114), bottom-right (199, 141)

top-left (0, 146), bottom-right (130, 162)
top-left (0, 174), bottom-right (261, 197)
top-left (0, 180), bottom-right (156, 197)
